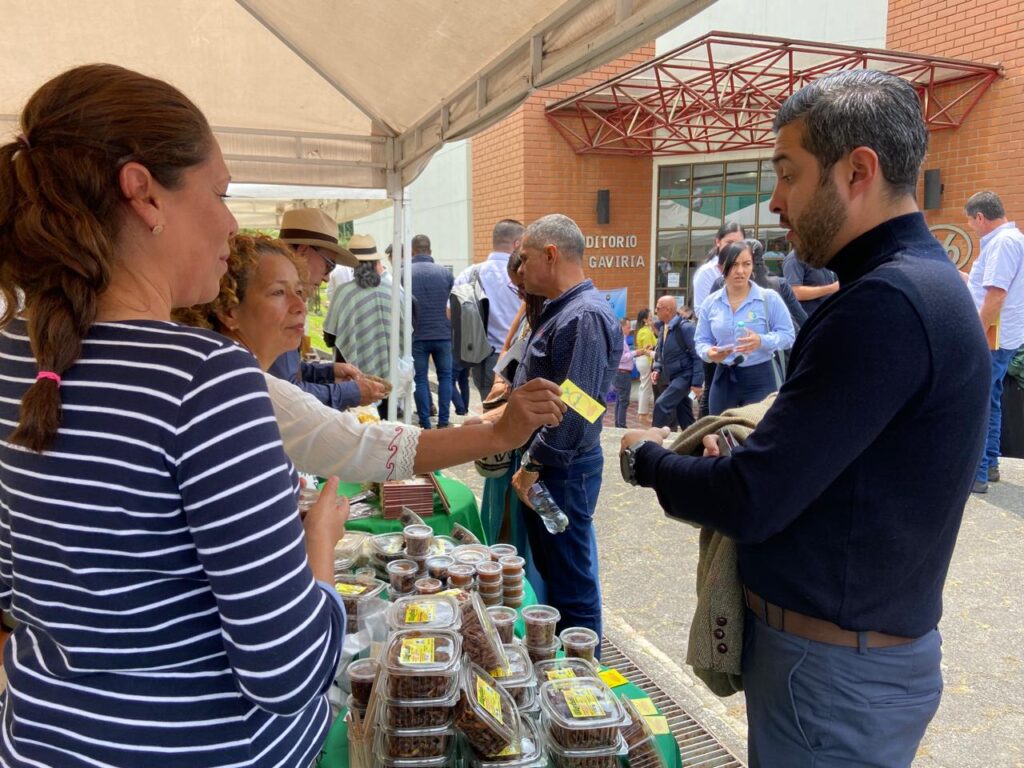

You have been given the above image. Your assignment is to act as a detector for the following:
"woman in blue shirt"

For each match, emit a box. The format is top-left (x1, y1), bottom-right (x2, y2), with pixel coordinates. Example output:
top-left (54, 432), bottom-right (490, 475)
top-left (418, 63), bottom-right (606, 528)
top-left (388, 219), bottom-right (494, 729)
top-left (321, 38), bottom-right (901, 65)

top-left (696, 242), bottom-right (796, 414)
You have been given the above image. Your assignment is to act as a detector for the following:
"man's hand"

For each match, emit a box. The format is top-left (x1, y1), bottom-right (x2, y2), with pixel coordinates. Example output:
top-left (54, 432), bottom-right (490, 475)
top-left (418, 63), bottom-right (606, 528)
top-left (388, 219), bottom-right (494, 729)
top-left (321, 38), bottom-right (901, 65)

top-left (619, 426), bottom-right (671, 455)
top-left (690, 386), bottom-right (703, 399)
top-left (650, 370), bottom-right (660, 385)
top-left (356, 377), bottom-right (387, 405)
top-left (511, 466), bottom-right (539, 508)
top-left (707, 346), bottom-right (733, 363)
top-left (334, 362), bottom-right (361, 381)
top-left (493, 379), bottom-right (566, 450)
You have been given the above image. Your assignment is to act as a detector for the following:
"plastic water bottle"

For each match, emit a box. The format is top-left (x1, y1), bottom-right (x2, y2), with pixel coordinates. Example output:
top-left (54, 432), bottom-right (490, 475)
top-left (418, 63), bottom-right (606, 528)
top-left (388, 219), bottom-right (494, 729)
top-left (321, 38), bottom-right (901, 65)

top-left (527, 482), bottom-right (569, 534)
top-left (734, 320), bottom-right (747, 348)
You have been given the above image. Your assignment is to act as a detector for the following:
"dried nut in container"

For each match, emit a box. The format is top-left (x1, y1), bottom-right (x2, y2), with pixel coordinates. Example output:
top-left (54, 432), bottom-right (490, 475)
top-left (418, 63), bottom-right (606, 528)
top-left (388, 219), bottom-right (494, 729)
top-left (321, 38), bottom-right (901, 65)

top-left (522, 604), bottom-right (560, 646)
top-left (334, 574), bottom-right (387, 634)
top-left (486, 606), bottom-right (518, 644)
top-left (481, 593), bottom-right (504, 608)
top-left (426, 555), bottom-right (455, 581)
top-left (526, 637), bottom-right (561, 664)
top-left (456, 590), bottom-right (508, 671)
top-left (454, 549), bottom-right (490, 568)
top-left (489, 643), bottom-right (534, 707)
top-left (533, 657), bottom-right (600, 685)
top-left (542, 731), bottom-right (626, 768)
top-left (346, 658), bottom-right (379, 708)
top-left (538, 677), bottom-right (626, 749)
top-left (371, 532), bottom-right (407, 563)
top-left (560, 626), bottom-right (600, 662)
top-left (619, 696), bottom-right (662, 768)
top-left (382, 701), bottom-right (455, 729)
top-left (503, 595), bottom-right (524, 609)
top-left (474, 561), bottom-right (503, 584)
top-left (465, 714), bottom-right (544, 768)
top-left (387, 594), bottom-right (461, 632)
top-left (387, 559), bottom-right (419, 594)
top-left (383, 629), bottom-right (462, 700)
top-left (501, 584), bottom-right (524, 598)
top-left (498, 555), bottom-right (525, 577)
top-left (453, 660), bottom-right (519, 756)
top-left (415, 577), bottom-right (443, 595)
top-left (403, 524), bottom-right (434, 557)
top-left (448, 563), bottom-right (475, 588)
top-left (489, 543), bottom-right (517, 561)
top-left (477, 582), bottom-right (504, 596)
top-left (378, 723), bottom-right (453, 759)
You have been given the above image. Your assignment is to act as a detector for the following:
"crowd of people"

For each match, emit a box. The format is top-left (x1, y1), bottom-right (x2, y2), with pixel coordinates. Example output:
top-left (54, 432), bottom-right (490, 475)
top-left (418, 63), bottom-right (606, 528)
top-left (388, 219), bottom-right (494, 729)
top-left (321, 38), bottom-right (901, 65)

top-left (0, 58), bottom-right (1020, 768)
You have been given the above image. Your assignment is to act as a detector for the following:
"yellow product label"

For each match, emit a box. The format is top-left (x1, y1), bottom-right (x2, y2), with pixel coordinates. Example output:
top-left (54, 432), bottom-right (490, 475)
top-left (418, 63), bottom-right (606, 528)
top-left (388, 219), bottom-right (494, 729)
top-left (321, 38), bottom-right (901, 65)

top-left (629, 697), bottom-right (658, 716)
top-left (398, 637), bottom-right (435, 665)
top-left (545, 668), bottom-right (577, 681)
top-left (646, 715), bottom-right (670, 735)
top-left (476, 675), bottom-right (504, 723)
top-left (494, 742), bottom-right (521, 757)
top-left (334, 583), bottom-right (367, 596)
top-left (404, 602), bottom-right (436, 624)
top-left (598, 668), bottom-right (629, 688)
top-left (489, 665), bottom-right (507, 679)
top-left (436, 588), bottom-right (463, 598)
top-left (562, 688), bottom-right (604, 718)
top-left (559, 379), bottom-right (606, 423)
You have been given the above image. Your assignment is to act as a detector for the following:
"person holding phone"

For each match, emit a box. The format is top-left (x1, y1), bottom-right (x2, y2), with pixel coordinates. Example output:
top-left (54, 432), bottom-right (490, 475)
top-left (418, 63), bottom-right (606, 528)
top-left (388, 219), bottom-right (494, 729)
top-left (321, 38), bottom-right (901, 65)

top-left (695, 242), bottom-right (795, 414)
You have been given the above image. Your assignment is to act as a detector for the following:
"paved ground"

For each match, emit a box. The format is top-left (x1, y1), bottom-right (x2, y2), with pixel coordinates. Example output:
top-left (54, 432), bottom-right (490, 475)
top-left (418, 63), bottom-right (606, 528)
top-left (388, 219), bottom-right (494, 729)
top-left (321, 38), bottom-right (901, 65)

top-left (436, 383), bottom-right (1024, 768)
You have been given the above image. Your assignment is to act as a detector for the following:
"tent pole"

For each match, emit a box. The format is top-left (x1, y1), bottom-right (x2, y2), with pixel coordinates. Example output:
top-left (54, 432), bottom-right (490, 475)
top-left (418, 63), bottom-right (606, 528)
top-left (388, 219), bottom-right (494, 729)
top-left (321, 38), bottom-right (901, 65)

top-left (402, 197), bottom-right (413, 427)
top-left (387, 166), bottom-right (403, 423)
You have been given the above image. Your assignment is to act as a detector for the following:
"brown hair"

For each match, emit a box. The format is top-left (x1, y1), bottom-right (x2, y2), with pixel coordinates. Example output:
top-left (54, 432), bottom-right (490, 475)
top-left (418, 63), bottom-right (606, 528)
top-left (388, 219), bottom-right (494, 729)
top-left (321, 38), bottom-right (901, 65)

top-left (173, 234), bottom-right (306, 332)
top-left (0, 64), bottom-right (213, 452)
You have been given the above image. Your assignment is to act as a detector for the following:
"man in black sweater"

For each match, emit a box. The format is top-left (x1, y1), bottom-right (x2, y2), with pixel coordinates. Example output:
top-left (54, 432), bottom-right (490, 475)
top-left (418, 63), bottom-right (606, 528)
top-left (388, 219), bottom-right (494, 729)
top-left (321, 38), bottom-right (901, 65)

top-left (620, 71), bottom-right (989, 767)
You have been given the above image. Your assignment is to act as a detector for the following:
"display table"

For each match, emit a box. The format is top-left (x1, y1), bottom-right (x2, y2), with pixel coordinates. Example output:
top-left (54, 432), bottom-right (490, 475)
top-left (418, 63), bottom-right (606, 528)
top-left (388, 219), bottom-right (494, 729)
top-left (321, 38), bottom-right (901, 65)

top-left (336, 474), bottom-right (487, 543)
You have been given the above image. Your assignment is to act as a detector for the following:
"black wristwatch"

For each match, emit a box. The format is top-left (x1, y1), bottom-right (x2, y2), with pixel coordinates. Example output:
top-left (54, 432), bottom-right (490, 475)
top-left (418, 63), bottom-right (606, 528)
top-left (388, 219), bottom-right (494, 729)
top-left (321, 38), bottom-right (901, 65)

top-left (620, 440), bottom-right (651, 486)
top-left (521, 452), bottom-right (543, 474)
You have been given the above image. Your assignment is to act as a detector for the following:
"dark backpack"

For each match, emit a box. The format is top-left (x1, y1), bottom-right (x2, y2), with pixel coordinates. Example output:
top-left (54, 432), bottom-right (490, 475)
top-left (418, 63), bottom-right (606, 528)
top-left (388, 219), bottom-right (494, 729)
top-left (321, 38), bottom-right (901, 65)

top-left (449, 265), bottom-right (492, 366)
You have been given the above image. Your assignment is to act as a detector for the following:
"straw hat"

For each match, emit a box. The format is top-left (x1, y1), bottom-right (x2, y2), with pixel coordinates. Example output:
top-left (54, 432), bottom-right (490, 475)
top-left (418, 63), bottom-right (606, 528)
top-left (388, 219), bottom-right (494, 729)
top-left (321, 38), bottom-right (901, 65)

top-left (278, 208), bottom-right (357, 267)
top-left (347, 233), bottom-right (384, 262)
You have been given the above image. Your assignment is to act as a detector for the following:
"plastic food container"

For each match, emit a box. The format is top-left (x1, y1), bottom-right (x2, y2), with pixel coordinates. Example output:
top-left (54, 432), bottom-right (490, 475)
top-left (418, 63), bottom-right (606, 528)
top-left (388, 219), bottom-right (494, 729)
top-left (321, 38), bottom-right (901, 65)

top-left (333, 573), bottom-right (387, 634)
top-left (465, 712), bottom-right (545, 767)
top-left (427, 535), bottom-right (458, 556)
top-left (454, 549), bottom-right (491, 568)
top-left (415, 577), bottom-right (443, 595)
top-left (503, 594), bottom-right (524, 609)
top-left (490, 643), bottom-right (534, 707)
top-left (375, 738), bottom-right (457, 768)
top-left (619, 696), bottom-right (663, 768)
top-left (448, 563), bottom-right (475, 589)
top-left (454, 658), bottom-right (521, 756)
top-left (335, 530), bottom-right (369, 560)
top-left (560, 627), bottom-right (600, 662)
top-left (379, 677), bottom-right (460, 728)
top-left (477, 582), bottom-right (504, 598)
top-left (475, 561), bottom-right (503, 584)
top-left (533, 657), bottom-right (599, 685)
top-left (376, 721), bottom-right (455, 760)
top-left (426, 554), bottom-right (455, 581)
top-left (383, 629), bottom-right (463, 700)
top-left (501, 582), bottom-right (524, 598)
top-left (387, 559), bottom-right (419, 594)
top-left (403, 523), bottom-right (434, 557)
top-left (388, 594), bottom-right (461, 632)
top-left (526, 637), bottom-right (561, 664)
top-left (489, 543), bottom-right (518, 561)
top-left (522, 605), bottom-right (561, 646)
top-left (487, 606), bottom-right (518, 644)
top-left (539, 677), bottom-right (627, 749)
top-left (371, 532), bottom-right (408, 562)
top-left (346, 658), bottom-right (379, 708)
top-left (456, 590), bottom-right (508, 671)
top-left (498, 555), bottom-right (525, 576)
top-left (543, 729), bottom-right (628, 768)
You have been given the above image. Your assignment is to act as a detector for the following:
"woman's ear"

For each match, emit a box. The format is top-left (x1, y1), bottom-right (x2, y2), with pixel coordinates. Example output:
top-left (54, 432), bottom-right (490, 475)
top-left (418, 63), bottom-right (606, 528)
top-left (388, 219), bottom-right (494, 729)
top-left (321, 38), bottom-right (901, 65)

top-left (215, 307), bottom-right (239, 332)
top-left (118, 161), bottom-right (163, 232)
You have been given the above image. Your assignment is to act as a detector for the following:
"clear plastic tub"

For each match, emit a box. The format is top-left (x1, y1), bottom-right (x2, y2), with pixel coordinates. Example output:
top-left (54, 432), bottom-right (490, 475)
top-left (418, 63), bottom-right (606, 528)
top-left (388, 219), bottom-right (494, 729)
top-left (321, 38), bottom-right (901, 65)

top-left (559, 627), bottom-right (600, 663)
top-left (488, 543), bottom-right (518, 562)
top-left (526, 637), bottom-right (561, 664)
top-left (376, 721), bottom-right (455, 760)
top-left (475, 561), bottom-right (503, 584)
top-left (454, 549), bottom-right (491, 568)
top-left (335, 530), bottom-right (369, 561)
top-left (415, 577), bottom-right (443, 595)
top-left (370, 532), bottom-right (408, 562)
top-left (346, 657), bottom-right (379, 708)
top-left (477, 581), bottom-right (504, 597)
top-left (387, 559), bottom-right (419, 594)
top-left (454, 658), bottom-right (521, 756)
top-left (387, 594), bottom-right (461, 631)
top-left (333, 573), bottom-right (387, 634)
top-left (427, 535), bottom-right (458, 556)
top-left (533, 657), bottom-right (599, 685)
top-left (403, 523), bottom-right (434, 557)
top-left (382, 629), bottom-right (463, 700)
top-left (447, 563), bottom-right (475, 589)
top-left (456, 590), bottom-right (508, 671)
top-left (522, 605), bottom-right (561, 646)
top-left (487, 606), bottom-right (518, 644)
top-left (375, 743), bottom-right (456, 768)
top-left (491, 643), bottom-right (534, 707)
top-left (543, 727), bottom-right (628, 768)
top-left (538, 677), bottom-right (627, 749)
top-left (465, 712), bottom-right (545, 767)
top-left (379, 675), bottom-right (460, 728)
top-left (503, 594), bottom-right (524, 609)
top-left (481, 593), bottom-right (504, 608)
top-left (426, 554), bottom-right (455, 581)
top-left (498, 555), bottom-right (525, 577)
top-left (619, 695), bottom-right (663, 768)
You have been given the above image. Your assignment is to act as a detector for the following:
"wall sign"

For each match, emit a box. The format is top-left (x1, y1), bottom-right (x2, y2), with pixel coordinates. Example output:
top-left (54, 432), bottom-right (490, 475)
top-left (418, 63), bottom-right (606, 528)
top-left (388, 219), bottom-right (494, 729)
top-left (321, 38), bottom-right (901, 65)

top-left (585, 233), bottom-right (645, 269)
top-left (929, 224), bottom-right (973, 269)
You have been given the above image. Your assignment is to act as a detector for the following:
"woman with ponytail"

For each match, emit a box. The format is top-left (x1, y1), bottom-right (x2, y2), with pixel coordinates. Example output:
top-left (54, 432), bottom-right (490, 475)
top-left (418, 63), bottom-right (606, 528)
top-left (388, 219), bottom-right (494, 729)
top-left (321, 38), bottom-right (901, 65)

top-left (0, 65), bottom-right (347, 767)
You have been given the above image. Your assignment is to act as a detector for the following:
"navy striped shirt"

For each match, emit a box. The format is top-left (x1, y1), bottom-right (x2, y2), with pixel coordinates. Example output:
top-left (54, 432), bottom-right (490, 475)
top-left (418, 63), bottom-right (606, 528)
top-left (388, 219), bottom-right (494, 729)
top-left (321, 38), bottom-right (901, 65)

top-left (0, 319), bottom-right (343, 767)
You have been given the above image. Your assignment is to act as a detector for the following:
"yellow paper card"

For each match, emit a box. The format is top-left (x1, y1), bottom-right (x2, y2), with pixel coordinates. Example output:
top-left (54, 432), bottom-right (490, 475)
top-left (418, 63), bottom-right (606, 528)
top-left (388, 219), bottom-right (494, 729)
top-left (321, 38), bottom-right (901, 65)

top-left (646, 715), bottom-right (670, 735)
top-left (598, 668), bottom-right (629, 688)
top-left (559, 379), bottom-right (606, 423)
top-left (629, 697), bottom-right (658, 716)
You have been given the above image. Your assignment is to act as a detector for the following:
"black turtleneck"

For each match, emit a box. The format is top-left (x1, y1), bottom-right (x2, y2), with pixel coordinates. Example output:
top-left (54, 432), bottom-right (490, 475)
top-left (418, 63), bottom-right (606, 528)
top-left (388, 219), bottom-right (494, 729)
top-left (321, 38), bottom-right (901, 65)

top-left (635, 212), bottom-right (990, 637)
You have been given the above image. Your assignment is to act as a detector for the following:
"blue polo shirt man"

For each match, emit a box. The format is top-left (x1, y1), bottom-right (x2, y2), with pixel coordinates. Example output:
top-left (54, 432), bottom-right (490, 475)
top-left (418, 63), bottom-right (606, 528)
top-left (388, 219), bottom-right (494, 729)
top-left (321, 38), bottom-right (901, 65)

top-left (783, 249), bottom-right (839, 315)
top-left (964, 190), bottom-right (1024, 491)
top-left (409, 234), bottom-right (454, 428)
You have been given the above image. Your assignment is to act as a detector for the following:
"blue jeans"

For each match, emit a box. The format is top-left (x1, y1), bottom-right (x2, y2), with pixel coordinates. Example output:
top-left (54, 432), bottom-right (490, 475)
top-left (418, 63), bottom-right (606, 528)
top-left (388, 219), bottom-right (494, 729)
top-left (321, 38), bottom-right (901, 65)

top-left (653, 374), bottom-right (696, 431)
top-left (613, 370), bottom-right (632, 427)
top-left (412, 339), bottom-right (453, 428)
top-left (521, 445), bottom-right (603, 647)
top-left (976, 347), bottom-right (1015, 482)
top-left (451, 361), bottom-right (471, 415)
top-left (743, 611), bottom-right (943, 767)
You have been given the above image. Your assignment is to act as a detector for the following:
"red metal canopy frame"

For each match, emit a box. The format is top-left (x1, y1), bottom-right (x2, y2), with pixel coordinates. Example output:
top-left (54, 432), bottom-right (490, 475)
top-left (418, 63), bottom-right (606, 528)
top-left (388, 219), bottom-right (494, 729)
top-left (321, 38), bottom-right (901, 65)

top-left (545, 31), bottom-right (1002, 156)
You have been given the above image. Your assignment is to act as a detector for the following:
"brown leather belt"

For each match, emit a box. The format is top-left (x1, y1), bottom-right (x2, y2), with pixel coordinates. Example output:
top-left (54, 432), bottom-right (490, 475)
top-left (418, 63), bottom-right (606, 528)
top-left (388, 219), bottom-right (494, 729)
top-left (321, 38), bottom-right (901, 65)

top-left (743, 587), bottom-right (918, 649)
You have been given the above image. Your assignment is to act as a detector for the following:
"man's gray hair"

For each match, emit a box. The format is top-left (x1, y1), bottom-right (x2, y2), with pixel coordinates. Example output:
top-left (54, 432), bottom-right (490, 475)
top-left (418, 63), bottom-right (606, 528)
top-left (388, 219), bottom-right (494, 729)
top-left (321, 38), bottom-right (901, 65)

top-left (965, 191), bottom-right (1005, 221)
top-left (523, 214), bottom-right (585, 262)
top-left (492, 219), bottom-right (525, 251)
top-left (773, 70), bottom-right (927, 197)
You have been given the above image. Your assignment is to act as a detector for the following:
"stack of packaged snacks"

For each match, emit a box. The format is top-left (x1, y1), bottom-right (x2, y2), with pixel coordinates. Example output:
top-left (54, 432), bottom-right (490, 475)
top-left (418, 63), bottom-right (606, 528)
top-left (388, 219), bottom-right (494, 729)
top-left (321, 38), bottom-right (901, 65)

top-left (462, 714), bottom-right (546, 768)
top-left (455, 590), bottom-right (509, 672)
top-left (521, 605), bottom-right (561, 664)
top-left (454, 658), bottom-right (521, 756)
top-left (538, 677), bottom-right (629, 768)
top-left (532, 657), bottom-right (599, 686)
top-left (490, 643), bottom-right (536, 714)
top-left (488, 543), bottom-right (517, 561)
top-left (475, 560), bottom-right (503, 607)
top-left (499, 556), bottom-right (525, 608)
top-left (333, 573), bottom-right (387, 634)
top-left (619, 696), bottom-right (664, 768)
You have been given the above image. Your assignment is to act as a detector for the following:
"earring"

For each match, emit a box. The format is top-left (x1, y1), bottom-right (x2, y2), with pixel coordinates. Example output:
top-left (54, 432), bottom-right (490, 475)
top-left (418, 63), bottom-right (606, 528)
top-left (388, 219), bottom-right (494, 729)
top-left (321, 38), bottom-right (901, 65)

top-left (151, 224), bottom-right (164, 235)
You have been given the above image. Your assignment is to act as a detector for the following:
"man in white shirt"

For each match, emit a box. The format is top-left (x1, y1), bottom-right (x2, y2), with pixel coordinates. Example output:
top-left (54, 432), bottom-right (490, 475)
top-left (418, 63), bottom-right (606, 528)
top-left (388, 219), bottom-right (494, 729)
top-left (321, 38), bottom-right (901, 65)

top-left (964, 190), bottom-right (1024, 493)
top-left (454, 219), bottom-right (525, 397)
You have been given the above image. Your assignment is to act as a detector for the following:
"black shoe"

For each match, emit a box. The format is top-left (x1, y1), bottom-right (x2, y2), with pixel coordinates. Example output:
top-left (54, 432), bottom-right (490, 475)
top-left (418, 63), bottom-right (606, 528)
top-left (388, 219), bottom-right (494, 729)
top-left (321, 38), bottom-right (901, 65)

top-left (971, 480), bottom-right (989, 494)
top-left (989, 466), bottom-right (1000, 482)
top-left (430, 404), bottom-right (437, 417)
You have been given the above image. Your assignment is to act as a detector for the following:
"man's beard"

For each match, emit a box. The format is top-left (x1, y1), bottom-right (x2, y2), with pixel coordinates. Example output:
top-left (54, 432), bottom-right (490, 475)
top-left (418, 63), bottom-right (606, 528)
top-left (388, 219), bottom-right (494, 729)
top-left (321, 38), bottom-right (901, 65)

top-left (792, 175), bottom-right (847, 268)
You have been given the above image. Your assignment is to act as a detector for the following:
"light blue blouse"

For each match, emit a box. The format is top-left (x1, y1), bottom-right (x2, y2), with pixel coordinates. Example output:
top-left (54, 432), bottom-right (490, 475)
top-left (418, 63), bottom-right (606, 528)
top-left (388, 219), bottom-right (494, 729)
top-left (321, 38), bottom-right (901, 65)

top-left (696, 281), bottom-right (796, 367)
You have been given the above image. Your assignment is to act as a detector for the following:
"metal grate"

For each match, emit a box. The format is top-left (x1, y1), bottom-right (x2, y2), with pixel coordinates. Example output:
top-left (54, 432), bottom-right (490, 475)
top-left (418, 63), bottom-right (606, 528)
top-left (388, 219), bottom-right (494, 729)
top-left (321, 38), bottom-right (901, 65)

top-left (601, 638), bottom-right (746, 768)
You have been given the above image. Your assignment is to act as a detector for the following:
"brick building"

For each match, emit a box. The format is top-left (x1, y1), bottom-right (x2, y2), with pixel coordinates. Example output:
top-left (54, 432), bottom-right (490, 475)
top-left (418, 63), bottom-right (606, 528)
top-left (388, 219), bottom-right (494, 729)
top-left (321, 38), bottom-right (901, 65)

top-left (468, 0), bottom-right (1017, 320)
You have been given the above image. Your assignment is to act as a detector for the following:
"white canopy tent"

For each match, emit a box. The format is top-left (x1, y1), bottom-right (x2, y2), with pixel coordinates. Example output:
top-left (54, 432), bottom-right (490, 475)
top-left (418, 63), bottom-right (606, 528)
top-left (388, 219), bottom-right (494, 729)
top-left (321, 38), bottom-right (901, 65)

top-left (0, 0), bottom-right (715, 420)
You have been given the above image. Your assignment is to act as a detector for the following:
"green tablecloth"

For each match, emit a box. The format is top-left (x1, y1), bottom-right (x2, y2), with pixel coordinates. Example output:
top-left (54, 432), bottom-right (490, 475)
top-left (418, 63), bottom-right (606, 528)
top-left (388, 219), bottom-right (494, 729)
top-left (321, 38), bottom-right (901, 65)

top-left (336, 473), bottom-right (487, 543)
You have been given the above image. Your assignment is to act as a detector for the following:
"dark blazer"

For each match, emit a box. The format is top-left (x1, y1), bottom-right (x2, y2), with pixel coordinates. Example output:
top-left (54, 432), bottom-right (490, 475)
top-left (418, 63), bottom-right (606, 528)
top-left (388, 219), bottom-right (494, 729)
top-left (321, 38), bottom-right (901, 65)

top-left (653, 316), bottom-right (704, 386)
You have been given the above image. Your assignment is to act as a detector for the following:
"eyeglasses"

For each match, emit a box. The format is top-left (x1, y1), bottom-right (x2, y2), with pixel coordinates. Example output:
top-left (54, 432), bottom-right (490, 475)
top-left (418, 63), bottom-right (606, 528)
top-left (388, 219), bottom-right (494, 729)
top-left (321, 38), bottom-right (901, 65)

top-left (315, 248), bottom-right (337, 273)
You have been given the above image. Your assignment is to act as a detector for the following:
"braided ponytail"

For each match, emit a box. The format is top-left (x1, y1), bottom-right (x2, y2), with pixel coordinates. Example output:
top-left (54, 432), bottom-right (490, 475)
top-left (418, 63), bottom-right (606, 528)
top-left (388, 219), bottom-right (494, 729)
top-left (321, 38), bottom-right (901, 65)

top-left (0, 64), bottom-right (212, 452)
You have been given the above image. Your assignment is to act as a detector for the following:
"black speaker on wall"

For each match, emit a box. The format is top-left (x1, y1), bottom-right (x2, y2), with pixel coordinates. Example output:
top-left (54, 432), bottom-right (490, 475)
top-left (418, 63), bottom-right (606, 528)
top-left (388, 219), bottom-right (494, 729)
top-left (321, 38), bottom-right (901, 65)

top-left (597, 189), bottom-right (611, 224)
top-left (923, 169), bottom-right (942, 210)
